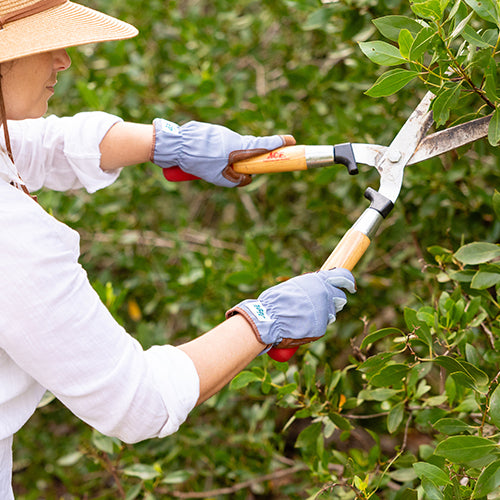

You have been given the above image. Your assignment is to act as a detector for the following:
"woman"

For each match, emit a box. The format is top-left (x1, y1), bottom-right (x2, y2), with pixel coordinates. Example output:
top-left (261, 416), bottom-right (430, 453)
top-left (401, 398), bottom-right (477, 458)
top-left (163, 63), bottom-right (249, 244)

top-left (0, 1), bottom-right (355, 497)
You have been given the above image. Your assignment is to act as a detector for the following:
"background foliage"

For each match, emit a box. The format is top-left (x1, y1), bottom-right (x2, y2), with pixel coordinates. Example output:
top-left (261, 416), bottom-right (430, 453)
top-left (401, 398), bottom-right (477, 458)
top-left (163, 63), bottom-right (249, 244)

top-left (11, 0), bottom-right (500, 498)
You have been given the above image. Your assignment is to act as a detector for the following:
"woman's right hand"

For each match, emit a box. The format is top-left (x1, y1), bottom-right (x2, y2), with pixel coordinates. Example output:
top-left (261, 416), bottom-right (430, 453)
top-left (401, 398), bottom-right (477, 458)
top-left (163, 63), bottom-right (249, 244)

top-left (151, 119), bottom-right (295, 187)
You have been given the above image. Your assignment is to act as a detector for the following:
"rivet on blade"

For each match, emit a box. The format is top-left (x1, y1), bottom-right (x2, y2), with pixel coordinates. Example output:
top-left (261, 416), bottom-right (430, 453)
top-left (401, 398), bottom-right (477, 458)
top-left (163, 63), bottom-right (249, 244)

top-left (388, 150), bottom-right (402, 163)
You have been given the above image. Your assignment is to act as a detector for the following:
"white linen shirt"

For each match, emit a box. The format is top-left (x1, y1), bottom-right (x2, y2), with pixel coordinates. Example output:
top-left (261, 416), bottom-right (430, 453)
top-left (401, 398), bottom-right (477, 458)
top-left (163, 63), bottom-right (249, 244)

top-left (0, 113), bottom-right (200, 499)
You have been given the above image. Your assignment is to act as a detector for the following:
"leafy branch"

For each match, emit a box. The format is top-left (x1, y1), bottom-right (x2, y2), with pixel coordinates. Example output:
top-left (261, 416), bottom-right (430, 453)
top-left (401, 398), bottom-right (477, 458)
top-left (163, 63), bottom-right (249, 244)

top-left (359, 0), bottom-right (500, 144)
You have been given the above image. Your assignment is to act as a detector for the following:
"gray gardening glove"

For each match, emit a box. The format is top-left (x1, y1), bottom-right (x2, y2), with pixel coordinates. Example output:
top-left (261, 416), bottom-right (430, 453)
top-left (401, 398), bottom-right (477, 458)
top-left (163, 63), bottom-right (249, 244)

top-left (226, 268), bottom-right (356, 349)
top-left (151, 119), bottom-right (295, 187)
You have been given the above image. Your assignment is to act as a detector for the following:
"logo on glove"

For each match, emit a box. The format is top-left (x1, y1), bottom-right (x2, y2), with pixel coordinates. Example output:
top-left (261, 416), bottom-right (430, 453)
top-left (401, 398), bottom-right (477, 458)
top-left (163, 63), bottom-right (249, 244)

top-left (248, 301), bottom-right (273, 322)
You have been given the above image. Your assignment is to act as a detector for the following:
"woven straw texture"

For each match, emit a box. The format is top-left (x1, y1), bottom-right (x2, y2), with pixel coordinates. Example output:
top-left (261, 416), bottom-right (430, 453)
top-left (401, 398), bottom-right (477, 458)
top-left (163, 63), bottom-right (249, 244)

top-left (0, 0), bottom-right (138, 63)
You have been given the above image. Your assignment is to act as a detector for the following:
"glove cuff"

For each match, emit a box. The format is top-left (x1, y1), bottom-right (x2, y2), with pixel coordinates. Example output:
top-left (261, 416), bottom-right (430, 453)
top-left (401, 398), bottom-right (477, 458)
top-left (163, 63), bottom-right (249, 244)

top-left (151, 118), bottom-right (183, 167)
top-left (226, 299), bottom-right (278, 347)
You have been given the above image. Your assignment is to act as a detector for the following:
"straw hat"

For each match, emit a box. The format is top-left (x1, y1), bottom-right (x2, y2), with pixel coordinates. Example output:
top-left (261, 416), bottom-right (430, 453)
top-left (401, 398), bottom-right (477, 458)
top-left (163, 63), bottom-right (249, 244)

top-left (0, 0), bottom-right (138, 64)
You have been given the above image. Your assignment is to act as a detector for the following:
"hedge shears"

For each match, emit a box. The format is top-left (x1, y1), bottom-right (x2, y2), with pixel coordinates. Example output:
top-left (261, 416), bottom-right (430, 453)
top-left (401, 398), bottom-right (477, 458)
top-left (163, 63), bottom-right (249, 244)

top-left (164, 93), bottom-right (491, 362)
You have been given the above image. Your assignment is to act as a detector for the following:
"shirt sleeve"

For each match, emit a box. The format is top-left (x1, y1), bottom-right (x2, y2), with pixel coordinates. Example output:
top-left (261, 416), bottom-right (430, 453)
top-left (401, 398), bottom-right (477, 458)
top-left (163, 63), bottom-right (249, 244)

top-left (0, 185), bottom-right (200, 442)
top-left (6, 112), bottom-right (123, 193)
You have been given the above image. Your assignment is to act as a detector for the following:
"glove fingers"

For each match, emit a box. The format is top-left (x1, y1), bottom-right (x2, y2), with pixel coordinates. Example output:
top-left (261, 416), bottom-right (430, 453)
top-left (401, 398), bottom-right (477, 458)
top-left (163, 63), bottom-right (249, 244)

top-left (222, 165), bottom-right (252, 186)
top-left (325, 269), bottom-right (356, 294)
top-left (225, 135), bottom-right (296, 186)
top-left (333, 296), bottom-right (347, 311)
top-left (241, 134), bottom-right (296, 151)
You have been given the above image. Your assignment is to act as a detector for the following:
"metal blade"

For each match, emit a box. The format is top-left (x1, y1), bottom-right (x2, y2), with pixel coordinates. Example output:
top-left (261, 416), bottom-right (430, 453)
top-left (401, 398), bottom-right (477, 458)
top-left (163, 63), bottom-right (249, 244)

top-left (351, 114), bottom-right (491, 169)
top-left (408, 114), bottom-right (491, 165)
top-left (377, 92), bottom-right (434, 203)
top-left (351, 143), bottom-right (386, 167)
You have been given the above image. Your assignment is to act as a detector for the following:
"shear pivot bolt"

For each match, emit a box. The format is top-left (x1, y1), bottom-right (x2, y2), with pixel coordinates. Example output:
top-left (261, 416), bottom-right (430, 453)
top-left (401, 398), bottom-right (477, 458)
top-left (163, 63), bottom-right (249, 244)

top-left (388, 150), bottom-right (402, 163)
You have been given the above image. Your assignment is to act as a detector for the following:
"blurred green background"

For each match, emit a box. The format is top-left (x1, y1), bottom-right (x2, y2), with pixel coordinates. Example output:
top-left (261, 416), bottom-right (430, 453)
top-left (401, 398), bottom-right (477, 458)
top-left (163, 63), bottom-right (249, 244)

top-left (11, 0), bottom-right (499, 499)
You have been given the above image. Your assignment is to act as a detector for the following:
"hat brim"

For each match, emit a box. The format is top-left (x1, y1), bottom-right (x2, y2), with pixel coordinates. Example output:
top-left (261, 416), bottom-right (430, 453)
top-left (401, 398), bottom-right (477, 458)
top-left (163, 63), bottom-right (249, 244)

top-left (0, 1), bottom-right (138, 64)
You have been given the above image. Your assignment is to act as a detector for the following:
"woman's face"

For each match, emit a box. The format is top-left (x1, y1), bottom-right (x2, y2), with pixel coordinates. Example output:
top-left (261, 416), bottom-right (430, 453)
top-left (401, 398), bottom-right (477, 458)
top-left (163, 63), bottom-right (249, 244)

top-left (1, 49), bottom-right (71, 120)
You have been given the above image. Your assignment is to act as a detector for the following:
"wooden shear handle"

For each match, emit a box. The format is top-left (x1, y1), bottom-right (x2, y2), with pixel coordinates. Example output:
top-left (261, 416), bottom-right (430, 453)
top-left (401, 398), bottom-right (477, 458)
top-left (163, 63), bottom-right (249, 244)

top-left (162, 143), bottom-right (357, 181)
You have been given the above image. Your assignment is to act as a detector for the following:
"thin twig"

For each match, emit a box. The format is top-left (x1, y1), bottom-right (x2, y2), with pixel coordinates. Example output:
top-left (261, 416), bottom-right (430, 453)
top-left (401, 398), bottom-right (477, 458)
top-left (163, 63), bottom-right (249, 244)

top-left (79, 228), bottom-right (241, 253)
top-left (160, 464), bottom-right (307, 498)
top-left (101, 452), bottom-right (126, 499)
top-left (480, 322), bottom-right (496, 350)
top-left (238, 190), bottom-right (262, 224)
top-left (401, 412), bottom-right (413, 453)
top-left (344, 411), bottom-right (389, 420)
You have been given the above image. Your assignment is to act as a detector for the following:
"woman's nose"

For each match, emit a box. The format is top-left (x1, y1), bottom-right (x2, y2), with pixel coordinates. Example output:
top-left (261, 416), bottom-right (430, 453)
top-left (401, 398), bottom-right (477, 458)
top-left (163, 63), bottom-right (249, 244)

top-left (52, 49), bottom-right (72, 72)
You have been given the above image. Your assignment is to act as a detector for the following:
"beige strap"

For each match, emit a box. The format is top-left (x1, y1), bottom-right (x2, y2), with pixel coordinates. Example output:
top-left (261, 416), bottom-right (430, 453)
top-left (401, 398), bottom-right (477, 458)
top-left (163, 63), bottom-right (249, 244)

top-left (0, 74), bottom-right (13, 163)
top-left (0, 0), bottom-right (67, 27)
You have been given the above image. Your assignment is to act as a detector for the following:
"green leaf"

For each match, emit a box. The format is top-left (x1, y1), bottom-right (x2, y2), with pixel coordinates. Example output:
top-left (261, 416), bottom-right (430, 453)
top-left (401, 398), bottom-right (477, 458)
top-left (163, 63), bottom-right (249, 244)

top-left (482, 28), bottom-right (500, 45)
top-left (123, 463), bottom-right (162, 480)
top-left (434, 418), bottom-right (476, 435)
top-left (434, 356), bottom-right (488, 390)
top-left (372, 15), bottom-right (424, 41)
top-left (449, 270), bottom-right (476, 283)
top-left (91, 430), bottom-right (119, 455)
top-left (125, 484), bottom-right (142, 500)
top-left (489, 384), bottom-right (500, 429)
top-left (360, 327), bottom-right (403, 349)
top-left (161, 470), bottom-right (193, 484)
top-left (261, 372), bottom-right (272, 394)
top-left (365, 68), bottom-right (419, 97)
top-left (432, 82), bottom-right (462, 126)
top-left (465, 297), bottom-right (482, 323)
top-left (488, 107), bottom-right (500, 146)
top-left (463, 0), bottom-right (500, 26)
top-left (451, 372), bottom-right (478, 391)
top-left (277, 383), bottom-right (298, 397)
top-left (454, 242), bottom-right (500, 264)
top-left (398, 29), bottom-right (414, 58)
top-left (394, 489), bottom-right (418, 500)
top-left (493, 190), bottom-right (500, 220)
top-left (404, 307), bottom-right (420, 330)
top-left (465, 343), bottom-right (480, 365)
top-left (409, 26), bottom-right (437, 60)
top-left (435, 436), bottom-right (498, 464)
top-left (357, 351), bottom-right (399, 374)
top-left (359, 41), bottom-right (406, 66)
top-left (417, 309), bottom-right (435, 326)
top-left (462, 24), bottom-right (493, 47)
top-left (460, 360), bottom-right (489, 387)
top-left (433, 355), bottom-right (465, 374)
top-left (450, 11), bottom-right (474, 40)
top-left (354, 475), bottom-right (368, 492)
top-left (472, 459), bottom-right (500, 498)
top-left (421, 477), bottom-right (444, 500)
top-left (471, 265), bottom-right (500, 289)
top-left (387, 402), bottom-right (405, 433)
top-left (230, 370), bottom-right (260, 390)
top-left (484, 60), bottom-right (498, 102)
top-left (295, 422), bottom-right (322, 454)
top-left (37, 391), bottom-right (56, 408)
top-left (413, 462), bottom-right (452, 486)
top-left (329, 412), bottom-right (353, 432)
top-left (358, 388), bottom-right (401, 401)
top-left (370, 363), bottom-right (409, 387)
top-left (410, 0), bottom-right (450, 21)
top-left (302, 8), bottom-right (336, 31)
top-left (389, 468), bottom-right (417, 482)
top-left (57, 451), bottom-right (83, 467)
